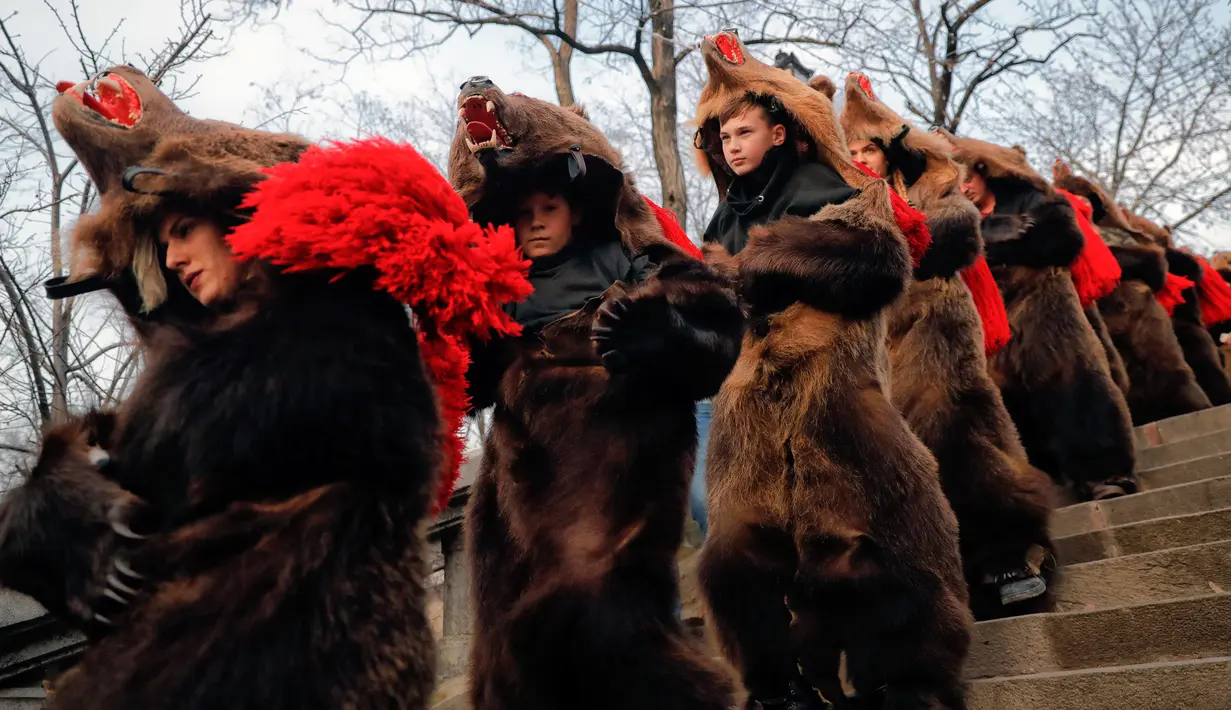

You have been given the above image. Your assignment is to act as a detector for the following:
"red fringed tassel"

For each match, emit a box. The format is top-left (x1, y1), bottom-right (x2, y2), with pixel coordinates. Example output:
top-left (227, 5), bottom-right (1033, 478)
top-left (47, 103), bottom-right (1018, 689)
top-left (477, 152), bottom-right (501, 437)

top-left (1156, 272), bottom-right (1195, 317)
top-left (960, 254), bottom-right (1011, 357)
top-left (1195, 255), bottom-right (1231, 327)
top-left (853, 161), bottom-right (932, 267)
top-left (229, 137), bottom-right (533, 515)
top-left (1056, 188), bottom-right (1121, 307)
top-left (643, 196), bottom-right (702, 260)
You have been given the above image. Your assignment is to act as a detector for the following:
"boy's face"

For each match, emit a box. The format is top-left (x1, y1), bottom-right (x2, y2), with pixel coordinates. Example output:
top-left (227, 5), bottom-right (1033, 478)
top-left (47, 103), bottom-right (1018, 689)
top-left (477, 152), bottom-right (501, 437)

top-left (720, 106), bottom-right (785, 176)
top-left (515, 192), bottom-right (582, 259)
top-left (848, 139), bottom-right (889, 179)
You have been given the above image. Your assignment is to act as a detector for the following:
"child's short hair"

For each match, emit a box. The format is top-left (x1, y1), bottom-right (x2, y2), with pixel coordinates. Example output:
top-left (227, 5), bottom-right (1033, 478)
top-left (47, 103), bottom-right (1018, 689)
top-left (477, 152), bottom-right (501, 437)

top-left (718, 92), bottom-right (787, 128)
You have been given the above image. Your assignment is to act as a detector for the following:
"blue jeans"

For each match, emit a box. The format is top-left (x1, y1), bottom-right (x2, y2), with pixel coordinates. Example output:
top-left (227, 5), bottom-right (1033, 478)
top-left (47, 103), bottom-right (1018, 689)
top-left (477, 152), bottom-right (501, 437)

top-left (690, 399), bottom-right (712, 539)
top-left (675, 400), bottom-right (713, 620)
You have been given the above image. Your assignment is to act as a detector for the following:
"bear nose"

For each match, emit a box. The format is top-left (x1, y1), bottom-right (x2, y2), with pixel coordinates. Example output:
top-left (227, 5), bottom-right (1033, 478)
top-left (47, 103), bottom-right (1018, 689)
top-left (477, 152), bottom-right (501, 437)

top-left (460, 76), bottom-right (495, 93)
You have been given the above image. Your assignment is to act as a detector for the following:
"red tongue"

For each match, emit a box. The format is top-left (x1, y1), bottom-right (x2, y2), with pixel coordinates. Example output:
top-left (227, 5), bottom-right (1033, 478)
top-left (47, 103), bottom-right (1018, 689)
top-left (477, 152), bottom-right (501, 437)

top-left (467, 121), bottom-right (496, 143)
top-left (56, 81), bottom-right (76, 94)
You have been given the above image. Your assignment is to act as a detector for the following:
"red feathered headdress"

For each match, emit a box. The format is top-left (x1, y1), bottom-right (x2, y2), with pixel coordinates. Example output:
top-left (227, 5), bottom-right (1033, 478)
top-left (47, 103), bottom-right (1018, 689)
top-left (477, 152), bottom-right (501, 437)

top-left (1156, 272), bottom-right (1194, 317)
top-left (1194, 255), bottom-right (1231, 327)
top-left (643, 196), bottom-right (702, 260)
top-left (852, 161), bottom-right (932, 267)
top-left (228, 137), bottom-right (532, 514)
top-left (960, 256), bottom-right (1011, 356)
top-left (1056, 188), bottom-right (1121, 307)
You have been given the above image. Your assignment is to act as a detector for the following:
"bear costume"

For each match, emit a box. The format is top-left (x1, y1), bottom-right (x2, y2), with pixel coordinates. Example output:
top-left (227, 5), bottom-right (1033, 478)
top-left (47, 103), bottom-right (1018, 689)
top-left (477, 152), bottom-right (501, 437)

top-left (838, 73), bottom-right (1055, 620)
top-left (0, 66), bottom-right (530, 709)
top-left (945, 133), bottom-right (1138, 501)
top-left (449, 77), bottom-right (743, 710)
top-left (1053, 167), bottom-right (1213, 423)
top-left (693, 33), bottom-right (971, 710)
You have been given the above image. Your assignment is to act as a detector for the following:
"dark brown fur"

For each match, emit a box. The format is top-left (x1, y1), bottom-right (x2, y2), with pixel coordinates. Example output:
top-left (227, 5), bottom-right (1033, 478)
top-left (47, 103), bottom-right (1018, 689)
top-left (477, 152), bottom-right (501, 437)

top-left (700, 185), bottom-right (972, 708)
top-left (1099, 244), bottom-right (1211, 423)
top-left (451, 84), bottom-right (743, 710)
top-left (1165, 249), bottom-right (1231, 405)
top-left (0, 274), bottom-right (440, 710)
top-left (1086, 303), bottom-right (1131, 395)
top-left (948, 135), bottom-right (1137, 499)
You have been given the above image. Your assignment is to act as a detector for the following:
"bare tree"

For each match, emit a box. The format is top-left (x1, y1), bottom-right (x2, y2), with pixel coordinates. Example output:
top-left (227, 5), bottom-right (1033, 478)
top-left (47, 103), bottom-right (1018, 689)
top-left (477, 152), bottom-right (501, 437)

top-left (839, 0), bottom-right (1095, 133)
top-left (0, 0), bottom-right (221, 479)
top-left (229, 0), bottom-right (860, 230)
top-left (993, 0), bottom-right (1231, 243)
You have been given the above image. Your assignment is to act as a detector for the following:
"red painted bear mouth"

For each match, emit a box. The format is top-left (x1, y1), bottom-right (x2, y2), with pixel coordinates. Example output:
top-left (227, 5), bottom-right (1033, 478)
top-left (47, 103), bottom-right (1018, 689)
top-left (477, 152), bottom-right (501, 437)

top-left (459, 95), bottom-right (513, 152)
top-left (709, 32), bottom-right (745, 66)
top-left (57, 73), bottom-right (143, 128)
top-left (852, 72), bottom-right (876, 100)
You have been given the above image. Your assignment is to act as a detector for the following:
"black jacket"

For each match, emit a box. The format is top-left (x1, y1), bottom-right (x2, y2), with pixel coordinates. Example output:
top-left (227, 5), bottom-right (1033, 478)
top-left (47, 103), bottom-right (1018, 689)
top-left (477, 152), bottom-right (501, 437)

top-left (703, 147), bottom-right (855, 255)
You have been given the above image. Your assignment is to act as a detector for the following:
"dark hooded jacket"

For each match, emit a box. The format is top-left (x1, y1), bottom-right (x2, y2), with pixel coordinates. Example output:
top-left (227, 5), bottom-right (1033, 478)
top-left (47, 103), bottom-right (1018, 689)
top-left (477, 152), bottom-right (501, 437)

top-left (702, 146), bottom-right (855, 255)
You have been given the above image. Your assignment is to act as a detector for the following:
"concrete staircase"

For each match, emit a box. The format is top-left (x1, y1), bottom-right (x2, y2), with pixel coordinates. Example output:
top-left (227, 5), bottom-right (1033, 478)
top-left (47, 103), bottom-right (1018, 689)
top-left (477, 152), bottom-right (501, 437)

top-left (967, 404), bottom-right (1231, 710)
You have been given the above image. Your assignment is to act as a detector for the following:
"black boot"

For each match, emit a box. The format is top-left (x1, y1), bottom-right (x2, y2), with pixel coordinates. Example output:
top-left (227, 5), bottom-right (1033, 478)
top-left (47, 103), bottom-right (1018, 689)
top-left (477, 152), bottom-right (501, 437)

top-left (752, 678), bottom-right (832, 710)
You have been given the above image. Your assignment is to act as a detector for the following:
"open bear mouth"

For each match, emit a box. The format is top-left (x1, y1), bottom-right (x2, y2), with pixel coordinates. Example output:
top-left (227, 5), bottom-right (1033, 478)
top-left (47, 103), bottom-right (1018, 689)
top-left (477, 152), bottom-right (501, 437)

top-left (709, 32), bottom-right (745, 66)
top-left (56, 73), bottom-right (143, 128)
top-left (852, 72), bottom-right (876, 100)
top-left (459, 94), bottom-right (512, 152)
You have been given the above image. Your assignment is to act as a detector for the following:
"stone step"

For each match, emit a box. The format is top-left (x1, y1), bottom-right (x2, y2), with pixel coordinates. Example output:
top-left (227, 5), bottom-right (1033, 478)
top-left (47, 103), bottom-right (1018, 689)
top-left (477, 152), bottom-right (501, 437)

top-left (967, 593), bottom-right (1231, 680)
top-left (1053, 540), bottom-right (1231, 612)
top-left (1134, 403), bottom-right (1231, 449)
top-left (0, 686), bottom-right (47, 710)
top-left (1052, 474), bottom-right (1231, 539)
top-left (1055, 506), bottom-right (1231, 564)
top-left (1136, 431), bottom-right (1231, 471)
top-left (968, 656), bottom-right (1231, 710)
top-left (1135, 452), bottom-right (1231, 492)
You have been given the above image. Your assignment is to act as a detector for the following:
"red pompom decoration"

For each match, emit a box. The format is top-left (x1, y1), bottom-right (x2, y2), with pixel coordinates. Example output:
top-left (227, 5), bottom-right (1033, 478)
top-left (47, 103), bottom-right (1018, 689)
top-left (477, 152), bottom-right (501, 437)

top-left (227, 137), bottom-right (532, 514)
top-left (1195, 255), bottom-right (1231, 327)
top-left (852, 161), bottom-right (932, 267)
top-left (960, 254), bottom-right (1011, 356)
top-left (1056, 188), bottom-right (1121, 307)
top-left (1156, 272), bottom-right (1195, 317)
top-left (643, 196), bottom-right (702, 260)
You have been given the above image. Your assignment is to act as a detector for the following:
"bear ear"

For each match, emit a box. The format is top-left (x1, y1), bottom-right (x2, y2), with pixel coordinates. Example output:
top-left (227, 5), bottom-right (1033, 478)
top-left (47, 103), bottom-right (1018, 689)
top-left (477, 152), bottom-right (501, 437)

top-left (1011, 144), bottom-right (1028, 158)
top-left (807, 76), bottom-right (836, 100)
top-left (565, 103), bottom-right (591, 122)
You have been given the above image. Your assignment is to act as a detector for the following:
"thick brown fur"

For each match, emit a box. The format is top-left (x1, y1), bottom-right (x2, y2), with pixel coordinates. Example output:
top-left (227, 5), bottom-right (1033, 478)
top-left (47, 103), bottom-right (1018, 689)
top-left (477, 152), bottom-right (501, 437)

top-left (692, 99), bottom-right (972, 707)
top-left (835, 75), bottom-right (1054, 620)
top-left (1086, 304), bottom-right (1132, 395)
top-left (1098, 244), bottom-right (1211, 423)
top-left (946, 135), bottom-right (1138, 498)
top-left (1165, 249), bottom-right (1231, 405)
top-left (0, 273), bottom-right (441, 710)
top-left (464, 265), bottom-right (741, 710)
top-left (450, 83), bottom-right (743, 710)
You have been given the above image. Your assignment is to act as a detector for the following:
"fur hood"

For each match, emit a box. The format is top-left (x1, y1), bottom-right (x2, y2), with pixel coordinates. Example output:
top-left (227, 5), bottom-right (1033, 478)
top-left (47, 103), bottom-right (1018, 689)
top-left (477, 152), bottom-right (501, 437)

top-left (837, 72), bottom-right (963, 209)
top-left (447, 80), bottom-right (683, 262)
top-left (938, 131), bottom-right (1051, 195)
top-left (1122, 208), bottom-right (1174, 248)
top-left (51, 66), bottom-right (308, 310)
top-left (690, 31), bottom-right (876, 201)
top-left (1052, 161), bottom-right (1141, 237)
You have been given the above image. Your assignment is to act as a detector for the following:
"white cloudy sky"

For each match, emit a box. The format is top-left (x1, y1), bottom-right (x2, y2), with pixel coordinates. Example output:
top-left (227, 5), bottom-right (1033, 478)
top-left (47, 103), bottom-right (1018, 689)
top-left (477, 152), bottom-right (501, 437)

top-left (7, 0), bottom-right (1230, 246)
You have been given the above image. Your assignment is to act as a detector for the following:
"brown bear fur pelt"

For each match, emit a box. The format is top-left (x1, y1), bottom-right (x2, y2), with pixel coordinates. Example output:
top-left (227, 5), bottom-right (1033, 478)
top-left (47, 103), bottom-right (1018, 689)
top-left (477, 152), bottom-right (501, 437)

top-left (693, 35), bottom-right (972, 709)
top-left (837, 73), bottom-right (1054, 620)
top-left (1098, 243), bottom-right (1211, 424)
top-left (0, 272), bottom-right (440, 710)
top-left (450, 80), bottom-right (743, 710)
top-left (947, 134), bottom-right (1137, 500)
top-left (1165, 249), bottom-right (1231, 405)
top-left (1086, 304), bottom-right (1131, 395)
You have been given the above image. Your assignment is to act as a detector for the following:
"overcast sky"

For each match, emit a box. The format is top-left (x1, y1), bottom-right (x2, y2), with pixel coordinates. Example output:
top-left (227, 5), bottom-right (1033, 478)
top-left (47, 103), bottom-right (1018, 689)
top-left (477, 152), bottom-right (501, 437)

top-left (8, 0), bottom-right (1230, 246)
